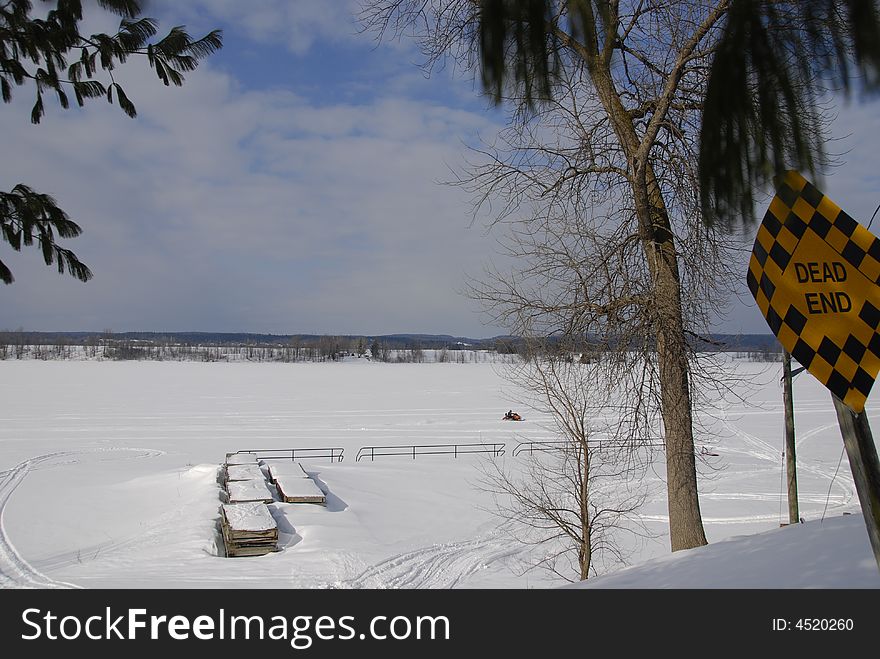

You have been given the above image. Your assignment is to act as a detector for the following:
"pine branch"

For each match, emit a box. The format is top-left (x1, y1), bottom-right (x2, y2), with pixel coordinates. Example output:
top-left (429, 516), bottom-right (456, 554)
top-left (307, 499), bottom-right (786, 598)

top-left (2, 2), bottom-right (222, 120)
top-left (700, 0), bottom-right (880, 228)
top-left (1, 183), bottom-right (89, 284)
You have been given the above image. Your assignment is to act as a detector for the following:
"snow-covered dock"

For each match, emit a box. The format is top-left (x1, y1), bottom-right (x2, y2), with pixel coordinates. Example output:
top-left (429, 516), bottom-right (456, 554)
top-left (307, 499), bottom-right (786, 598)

top-left (267, 461), bottom-right (309, 483)
top-left (225, 463), bottom-right (264, 482)
top-left (225, 478), bottom-right (275, 504)
top-left (275, 476), bottom-right (326, 504)
top-left (220, 502), bottom-right (278, 557)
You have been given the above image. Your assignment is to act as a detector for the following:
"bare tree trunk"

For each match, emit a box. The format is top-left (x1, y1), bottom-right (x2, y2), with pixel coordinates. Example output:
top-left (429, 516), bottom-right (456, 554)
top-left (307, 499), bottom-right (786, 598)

top-left (579, 447), bottom-right (593, 580)
top-left (637, 175), bottom-right (707, 550)
top-left (593, 59), bottom-right (708, 550)
top-left (655, 286), bottom-right (707, 549)
top-left (647, 210), bottom-right (707, 549)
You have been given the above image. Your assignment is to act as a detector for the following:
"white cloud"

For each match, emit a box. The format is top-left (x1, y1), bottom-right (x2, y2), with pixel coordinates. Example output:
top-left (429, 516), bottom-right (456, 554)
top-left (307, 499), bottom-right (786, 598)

top-left (1, 51), bottom-right (505, 336)
top-left (154, 0), bottom-right (363, 54)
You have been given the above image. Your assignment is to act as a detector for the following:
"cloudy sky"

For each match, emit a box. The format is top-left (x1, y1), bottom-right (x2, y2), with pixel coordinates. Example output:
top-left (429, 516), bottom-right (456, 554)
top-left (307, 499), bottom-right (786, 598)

top-left (2, 2), bottom-right (879, 338)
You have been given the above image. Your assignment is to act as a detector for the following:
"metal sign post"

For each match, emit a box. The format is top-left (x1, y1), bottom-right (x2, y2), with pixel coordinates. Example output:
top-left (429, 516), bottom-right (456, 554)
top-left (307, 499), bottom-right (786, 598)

top-left (782, 350), bottom-right (799, 525)
top-left (831, 395), bottom-right (880, 570)
top-left (747, 171), bottom-right (880, 570)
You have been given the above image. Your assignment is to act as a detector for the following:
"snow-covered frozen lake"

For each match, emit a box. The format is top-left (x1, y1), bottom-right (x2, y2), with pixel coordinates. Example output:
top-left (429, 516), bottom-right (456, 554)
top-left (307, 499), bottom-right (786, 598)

top-left (0, 357), bottom-right (872, 588)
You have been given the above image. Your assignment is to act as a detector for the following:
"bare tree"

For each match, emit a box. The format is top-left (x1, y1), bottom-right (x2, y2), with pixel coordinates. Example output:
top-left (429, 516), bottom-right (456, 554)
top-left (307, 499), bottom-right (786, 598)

top-left (482, 344), bottom-right (650, 580)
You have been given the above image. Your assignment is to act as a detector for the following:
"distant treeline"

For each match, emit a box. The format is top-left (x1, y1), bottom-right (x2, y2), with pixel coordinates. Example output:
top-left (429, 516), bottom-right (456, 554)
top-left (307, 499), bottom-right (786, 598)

top-left (0, 330), bottom-right (781, 363)
top-left (0, 330), bottom-right (498, 350)
top-left (0, 330), bottom-right (511, 363)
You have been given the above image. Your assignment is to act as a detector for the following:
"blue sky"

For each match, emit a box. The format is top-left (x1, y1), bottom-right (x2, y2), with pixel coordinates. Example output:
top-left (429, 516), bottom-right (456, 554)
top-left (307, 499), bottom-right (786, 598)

top-left (2, 1), bottom-right (879, 338)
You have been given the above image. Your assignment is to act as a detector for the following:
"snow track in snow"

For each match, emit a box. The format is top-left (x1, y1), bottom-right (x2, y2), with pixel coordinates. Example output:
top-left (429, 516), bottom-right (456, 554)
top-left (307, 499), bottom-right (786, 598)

top-left (334, 536), bottom-right (523, 589)
top-left (717, 406), bottom-right (856, 517)
top-left (0, 448), bottom-right (163, 588)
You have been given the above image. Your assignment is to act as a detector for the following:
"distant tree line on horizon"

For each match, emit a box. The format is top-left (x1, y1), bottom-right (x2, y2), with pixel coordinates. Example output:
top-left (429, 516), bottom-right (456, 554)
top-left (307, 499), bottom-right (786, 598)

top-left (0, 330), bottom-right (522, 364)
top-left (0, 329), bottom-right (784, 364)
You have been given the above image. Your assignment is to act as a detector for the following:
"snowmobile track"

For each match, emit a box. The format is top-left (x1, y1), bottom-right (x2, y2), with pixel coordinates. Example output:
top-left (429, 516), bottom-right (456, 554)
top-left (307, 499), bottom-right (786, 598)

top-left (0, 448), bottom-right (163, 588)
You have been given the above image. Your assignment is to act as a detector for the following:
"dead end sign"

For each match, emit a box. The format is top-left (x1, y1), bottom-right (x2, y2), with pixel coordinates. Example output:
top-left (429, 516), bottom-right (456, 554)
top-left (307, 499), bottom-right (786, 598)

top-left (747, 170), bottom-right (880, 412)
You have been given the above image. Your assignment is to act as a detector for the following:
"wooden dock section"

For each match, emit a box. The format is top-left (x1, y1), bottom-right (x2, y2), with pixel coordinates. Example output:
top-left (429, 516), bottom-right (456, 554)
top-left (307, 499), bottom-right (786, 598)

top-left (275, 476), bottom-right (326, 504)
top-left (225, 463), bottom-right (264, 482)
top-left (225, 478), bottom-right (275, 504)
top-left (220, 502), bottom-right (278, 557)
top-left (267, 461), bottom-right (309, 483)
top-left (219, 450), bottom-right (337, 557)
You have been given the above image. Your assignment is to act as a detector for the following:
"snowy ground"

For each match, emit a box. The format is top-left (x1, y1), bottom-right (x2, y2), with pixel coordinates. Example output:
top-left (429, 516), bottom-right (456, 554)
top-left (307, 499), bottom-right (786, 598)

top-left (0, 357), bottom-right (877, 589)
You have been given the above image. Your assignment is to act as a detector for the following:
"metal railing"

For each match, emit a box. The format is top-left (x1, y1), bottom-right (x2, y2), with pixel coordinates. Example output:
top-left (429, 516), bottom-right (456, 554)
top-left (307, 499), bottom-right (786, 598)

top-left (512, 441), bottom-right (568, 456)
top-left (512, 439), bottom-right (666, 456)
top-left (228, 447), bottom-right (345, 463)
top-left (356, 443), bottom-right (506, 462)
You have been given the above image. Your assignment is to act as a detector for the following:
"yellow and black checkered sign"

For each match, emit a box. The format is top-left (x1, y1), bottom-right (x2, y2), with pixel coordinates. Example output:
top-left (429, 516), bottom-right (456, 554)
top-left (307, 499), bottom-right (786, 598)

top-left (748, 171), bottom-right (880, 412)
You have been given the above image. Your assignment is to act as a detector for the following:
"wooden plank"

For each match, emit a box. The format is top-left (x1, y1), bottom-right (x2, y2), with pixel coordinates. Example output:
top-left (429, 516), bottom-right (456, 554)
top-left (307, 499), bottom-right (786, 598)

top-left (222, 528), bottom-right (276, 556)
top-left (275, 476), bottom-right (326, 504)
top-left (225, 544), bottom-right (277, 557)
top-left (267, 461), bottom-right (309, 483)
top-left (223, 521), bottom-right (273, 544)
top-left (226, 479), bottom-right (275, 504)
